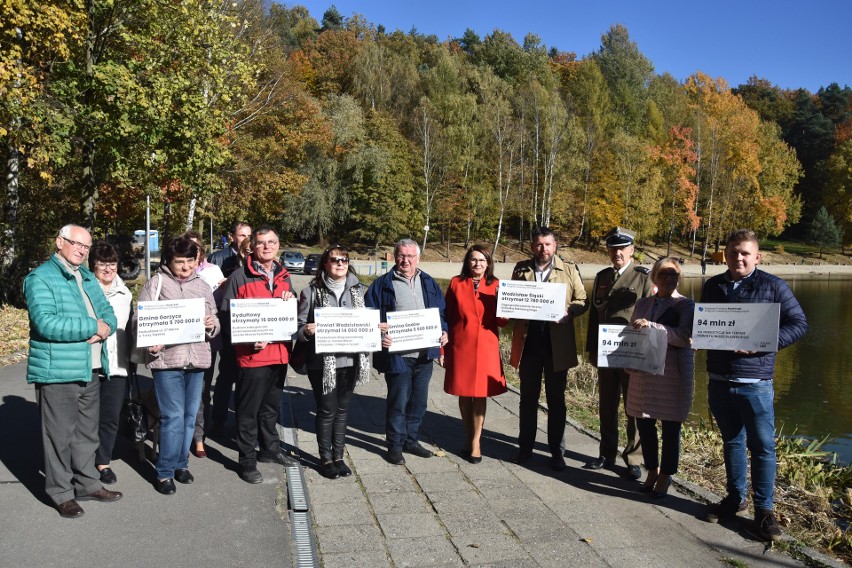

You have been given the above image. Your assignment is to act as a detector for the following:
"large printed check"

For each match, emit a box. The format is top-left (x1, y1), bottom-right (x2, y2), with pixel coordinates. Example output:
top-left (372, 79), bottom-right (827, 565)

top-left (229, 298), bottom-right (297, 343)
top-left (386, 308), bottom-right (443, 353)
top-left (136, 298), bottom-right (206, 347)
top-left (496, 280), bottom-right (566, 322)
top-left (314, 308), bottom-right (381, 353)
top-left (596, 325), bottom-right (667, 375)
top-left (692, 303), bottom-right (780, 351)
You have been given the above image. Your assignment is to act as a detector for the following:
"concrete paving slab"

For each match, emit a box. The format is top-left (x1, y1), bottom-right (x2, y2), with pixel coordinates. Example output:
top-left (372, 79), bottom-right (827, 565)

top-left (522, 537), bottom-right (610, 568)
top-left (359, 471), bottom-right (421, 495)
top-left (439, 510), bottom-right (509, 538)
top-left (385, 535), bottom-right (462, 567)
top-left (376, 512), bottom-right (445, 539)
top-left (312, 499), bottom-right (376, 527)
top-left (369, 490), bottom-right (434, 515)
top-left (450, 531), bottom-right (530, 565)
top-left (321, 549), bottom-right (393, 568)
top-left (415, 471), bottom-right (476, 494)
top-left (314, 521), bottom-right (386, 554)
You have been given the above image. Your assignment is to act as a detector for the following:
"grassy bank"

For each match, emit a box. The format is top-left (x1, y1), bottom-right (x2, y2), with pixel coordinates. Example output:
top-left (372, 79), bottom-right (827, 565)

top-left (0, 306), bottom-right (29, 366)
top-left (500, 341), bottom-right (852, 563)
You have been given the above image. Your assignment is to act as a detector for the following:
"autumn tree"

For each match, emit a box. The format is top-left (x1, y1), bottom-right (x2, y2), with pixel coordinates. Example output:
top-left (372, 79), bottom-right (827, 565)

top-left (652, 125), bottom-right (699, 255)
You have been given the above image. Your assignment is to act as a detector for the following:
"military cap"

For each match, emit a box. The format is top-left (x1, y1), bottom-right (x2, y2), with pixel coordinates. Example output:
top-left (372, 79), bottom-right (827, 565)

top-left (604, 226), bottom-right (636, 248)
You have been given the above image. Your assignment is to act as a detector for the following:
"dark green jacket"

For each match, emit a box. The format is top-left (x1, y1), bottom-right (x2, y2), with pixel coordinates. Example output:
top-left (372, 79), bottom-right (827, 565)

top-left (586, 262), bottom-right (653, 363)
top-left (24, 254), bottom-right (117, 384)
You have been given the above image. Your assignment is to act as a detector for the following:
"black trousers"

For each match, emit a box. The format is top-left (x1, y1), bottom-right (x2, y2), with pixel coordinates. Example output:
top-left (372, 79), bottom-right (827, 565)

top-left (210, 344), bottom-right (239, 432)
top-left (518, 331), bottom-right (567, 456)
top-left (307, 367), bottom-right (357, 462)
top-left (194, 348), bottom-right (238, 441)
top-left (637, 418), bottom-right (682, 475)
top-left (96, 374), bottom-right (127, 465)
top-left (236, 364), bottom-right (285, 468)
top-left (597, 367), bottom-right (642, 465)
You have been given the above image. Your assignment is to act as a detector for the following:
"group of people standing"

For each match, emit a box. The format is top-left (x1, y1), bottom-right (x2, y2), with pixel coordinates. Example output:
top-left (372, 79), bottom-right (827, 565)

top-left (24, 221), bottom-right (807, 543)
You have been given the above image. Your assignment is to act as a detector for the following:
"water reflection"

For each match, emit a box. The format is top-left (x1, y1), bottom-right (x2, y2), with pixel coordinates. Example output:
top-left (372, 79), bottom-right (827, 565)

top-left (574, 276), bottom-right (852, 464)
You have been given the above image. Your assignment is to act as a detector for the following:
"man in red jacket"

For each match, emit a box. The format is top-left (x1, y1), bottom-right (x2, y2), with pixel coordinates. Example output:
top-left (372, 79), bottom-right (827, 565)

top-left (220, 225), bottom-right (296, 483)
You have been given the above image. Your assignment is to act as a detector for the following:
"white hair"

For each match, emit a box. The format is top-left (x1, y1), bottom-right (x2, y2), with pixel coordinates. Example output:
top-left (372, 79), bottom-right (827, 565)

top-left (394, 238), bottom-right (420, 257)
top-left (58, 224), bottom-right (79, 239)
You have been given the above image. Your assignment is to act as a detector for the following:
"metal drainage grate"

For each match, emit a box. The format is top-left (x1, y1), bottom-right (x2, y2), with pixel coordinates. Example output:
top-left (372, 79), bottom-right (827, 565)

top-left (286, 462), bottom-right (309, 512)
top-left (290, 510), bottom-right (319, 568)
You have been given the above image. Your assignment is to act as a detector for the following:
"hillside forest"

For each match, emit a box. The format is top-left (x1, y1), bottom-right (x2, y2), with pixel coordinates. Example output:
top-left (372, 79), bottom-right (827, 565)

top-left (2, 1), bottom-right (851, 303)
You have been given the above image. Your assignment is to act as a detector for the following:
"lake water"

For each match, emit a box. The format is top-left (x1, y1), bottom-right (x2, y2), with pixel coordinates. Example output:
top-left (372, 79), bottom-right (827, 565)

top-left (576, 276), bottom-right (852, 465)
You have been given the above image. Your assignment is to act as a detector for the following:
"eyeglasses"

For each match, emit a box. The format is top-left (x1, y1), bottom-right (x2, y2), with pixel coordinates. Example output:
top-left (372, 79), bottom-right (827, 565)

top-left (94, 262), bottom-right (118, 270)
top-left (657, 270), bottom-right (680, 278)
top-left (470, 258), bottom-right (488, 264)
top-left (395, 254), bottom-right (417, 260)
top-left (255, 240), bottom-right (278, 248)
top-left (60, 236), bottom-right (91, 252)
top-left (329, 256), bottom-right (349, 264)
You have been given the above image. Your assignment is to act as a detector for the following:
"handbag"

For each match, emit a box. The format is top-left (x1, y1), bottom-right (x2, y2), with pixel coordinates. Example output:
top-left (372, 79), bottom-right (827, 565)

top-left (120, 371), bottom-right (148, 443)
top-left (289, 340), bottom-right (309, 375)
top-left (289, 287), bottom-right (316, 375)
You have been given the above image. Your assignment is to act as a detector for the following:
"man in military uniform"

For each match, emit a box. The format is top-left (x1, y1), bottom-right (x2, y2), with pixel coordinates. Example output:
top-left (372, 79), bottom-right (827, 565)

top-left (584, 227), bottom-right (653, 479)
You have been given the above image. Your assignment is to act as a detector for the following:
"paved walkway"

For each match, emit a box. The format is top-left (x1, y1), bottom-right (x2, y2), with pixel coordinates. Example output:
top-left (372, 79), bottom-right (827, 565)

top-left (284, 365), bottom-right (811, 568)
top-left (0, 360), bottom-right (291, 568)
top-left (0, 354), bottom-right (834, 568)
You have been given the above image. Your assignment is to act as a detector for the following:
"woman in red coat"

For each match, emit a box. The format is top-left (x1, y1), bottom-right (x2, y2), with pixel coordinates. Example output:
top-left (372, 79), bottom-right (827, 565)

top-left (443, 245), bottom-right (507, 463)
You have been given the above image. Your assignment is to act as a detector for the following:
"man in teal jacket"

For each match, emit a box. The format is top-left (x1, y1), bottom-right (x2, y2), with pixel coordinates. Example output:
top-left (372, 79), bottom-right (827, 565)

top-left (25, 224), bottom-right (122, 518)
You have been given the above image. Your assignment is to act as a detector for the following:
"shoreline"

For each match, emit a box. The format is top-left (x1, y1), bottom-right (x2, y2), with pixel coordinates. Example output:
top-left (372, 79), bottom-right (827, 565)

top-left (382, 261), bottom-right (852, 280)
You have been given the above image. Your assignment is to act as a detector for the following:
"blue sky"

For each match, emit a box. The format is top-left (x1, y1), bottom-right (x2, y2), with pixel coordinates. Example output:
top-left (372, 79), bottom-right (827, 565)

top-left (290, 0), bottom-right (851, 93)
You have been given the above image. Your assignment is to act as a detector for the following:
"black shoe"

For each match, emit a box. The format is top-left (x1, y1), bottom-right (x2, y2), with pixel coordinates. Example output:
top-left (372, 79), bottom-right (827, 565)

top-left (584, 456), bottom-right (615, 470)
top-left (703, 495), bottom-right (748, 523)
top-left (239, 467), bottom-right (263, 484)
top-left (321, 462), bottom-right (340, 479)
top-left (386, 450), bottom-right (406, 465)
top-left (625, 465), bottom-right (642, 480)
top-left (467, 455), bottom-right (483, 464)
top-left (99, 467), bottom-right (117, 485)
top-left (334, 460), bottom-right (352, 477)
top-left (57, 499), bottom-right (85, 519)
top-left (403, 443), bottom-right (434, 458)
top-left (78, 488), bottom-right (123, 502)
top-left (156, 479), bottom-right (176, 495)
top-left (550, 454), bottom-right (567, 471)
top-left (512, 449), bottom-right (533, 465)
top-left (174, 468), bottom-right (194, 484)
top-left (258, 451), bottom-right (297, 466)
top-left (753, 509), bottom-right (783, 541)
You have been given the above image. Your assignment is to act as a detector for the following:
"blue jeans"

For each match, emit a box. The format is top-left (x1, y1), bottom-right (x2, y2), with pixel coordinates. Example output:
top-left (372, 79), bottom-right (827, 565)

top-left (708, 379), bottom-right (776, 510)
top-left (385, 358), bottom-right (433, 451)
top-left (153, 369), bottom-right (204, 480)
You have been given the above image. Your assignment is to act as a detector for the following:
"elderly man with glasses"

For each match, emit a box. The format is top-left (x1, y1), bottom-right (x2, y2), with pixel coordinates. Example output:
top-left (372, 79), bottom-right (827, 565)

top-left (24, 224), bottom-right (122, 518)
top-left (366, 238), bottom-right (448, 465)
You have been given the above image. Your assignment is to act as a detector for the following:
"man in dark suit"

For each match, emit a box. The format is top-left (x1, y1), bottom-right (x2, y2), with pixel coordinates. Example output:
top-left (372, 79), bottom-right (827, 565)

top-left (584, 227), bottom-right (653, 479)
top-left (208, 221), bottom-right (251, 277)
